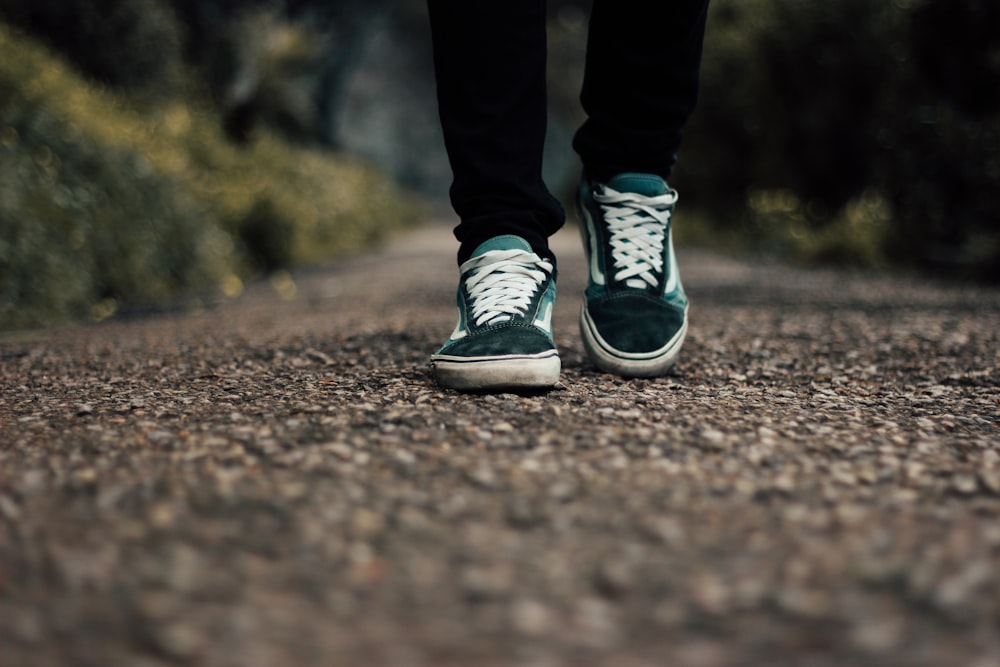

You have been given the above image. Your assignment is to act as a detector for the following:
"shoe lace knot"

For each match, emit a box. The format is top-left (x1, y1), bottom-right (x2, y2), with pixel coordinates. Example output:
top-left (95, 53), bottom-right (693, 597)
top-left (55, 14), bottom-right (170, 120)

top-left (594, 186), bottom-right (677, 289)
top-left (462, 249), bottom-right (553, 327)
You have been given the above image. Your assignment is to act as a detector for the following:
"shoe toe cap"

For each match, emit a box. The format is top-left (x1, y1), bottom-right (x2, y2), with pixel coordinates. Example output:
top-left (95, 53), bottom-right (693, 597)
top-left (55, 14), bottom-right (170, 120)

top-left (586, 293), bottom-right (686, 354)
top-left (438, 324), bottom-right (555, 358)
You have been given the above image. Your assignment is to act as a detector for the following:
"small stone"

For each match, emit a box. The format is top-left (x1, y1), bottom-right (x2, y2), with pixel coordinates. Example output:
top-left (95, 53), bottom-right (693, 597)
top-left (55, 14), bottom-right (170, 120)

top-left (466, 465), bottom-right (498, 489)
top-left (506, 497), bottom-right (545, 528)
top-left (74, 468), bottom-right (98, 484)
top-left (952, 475), bottom-right (979, 496)
top-left (573, 598), bottom-right (619, 648)
top-left (0, 495), bottom-right (21, 520)
top-left (351, 509), bottom-right (384, 538)
top-left (510, 598), bottom-right (553, 637)
top-left (691, 573), bottom-right (729, 615)
top-left (594, 560), bottom-right (633, 599)
top-left (979, 470), bottom-right (1000, 494)
top-left (149, 623), bottom-right (202, 660)
top-left (773, 473), bottom-right (796, 493)
top-left (148, 503), bottom-right (175, 529)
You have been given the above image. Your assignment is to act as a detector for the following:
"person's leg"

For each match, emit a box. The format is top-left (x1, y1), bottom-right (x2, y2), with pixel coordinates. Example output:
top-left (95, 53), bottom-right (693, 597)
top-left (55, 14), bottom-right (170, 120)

top-left (573, 0), bottom-right (710, 181)
top-left (426, 0), bottom-right (564, 265)
top-left (426, 0), bottom-right (562, 391)
top-left (573, 0), bottom-right (710, 377)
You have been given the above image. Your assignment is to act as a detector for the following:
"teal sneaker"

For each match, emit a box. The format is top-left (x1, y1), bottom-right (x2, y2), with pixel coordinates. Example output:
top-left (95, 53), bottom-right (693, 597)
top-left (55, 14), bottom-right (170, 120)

top-left (431, 235), bottom-right (560, 391)
top-left (577, 172), bottom-right (688, 377)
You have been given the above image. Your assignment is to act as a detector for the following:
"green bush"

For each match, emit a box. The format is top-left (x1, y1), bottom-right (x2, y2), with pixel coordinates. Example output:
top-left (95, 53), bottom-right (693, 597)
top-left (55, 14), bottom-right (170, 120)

top-left (0, 23), bottom-right (420, 330)
top-left (0, 109), bottom-right (225, 328)
top-left (674, 0), bottom-right (1000, 279)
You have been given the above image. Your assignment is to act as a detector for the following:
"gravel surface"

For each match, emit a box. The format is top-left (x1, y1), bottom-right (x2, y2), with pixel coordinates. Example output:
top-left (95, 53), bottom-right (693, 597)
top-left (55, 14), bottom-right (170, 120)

top-left (2, 222), bottom-right (999, 667)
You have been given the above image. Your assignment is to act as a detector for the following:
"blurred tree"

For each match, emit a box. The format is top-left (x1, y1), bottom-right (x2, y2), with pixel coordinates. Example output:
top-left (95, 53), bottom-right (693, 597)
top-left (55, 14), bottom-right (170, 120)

top-left (0, 0), bottom-right (390, 145)
top-left (168, 0), bottom-right (389, 146)
top-left (759, 0), bottom-right (892, 213)
top-left (674, 0), bottom-right (1000, 278)
top-left (910, 0), bottom-right (1000, 118)
top-left (0, 0), bottom-right (184, 91)
top-left (881, 0), bottom-right (1000, 276)
top-left (4, 0), bottom-right (996, 279)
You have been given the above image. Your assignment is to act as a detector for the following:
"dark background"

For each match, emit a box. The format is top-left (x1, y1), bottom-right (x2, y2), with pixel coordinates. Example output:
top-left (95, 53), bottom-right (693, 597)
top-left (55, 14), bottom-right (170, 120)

top-left (2, 0), bottom-right (999, 288)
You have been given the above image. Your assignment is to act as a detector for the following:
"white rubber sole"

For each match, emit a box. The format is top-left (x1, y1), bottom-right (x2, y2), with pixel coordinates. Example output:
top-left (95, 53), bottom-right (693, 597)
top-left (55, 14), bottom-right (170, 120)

top-left (579, 305), bottom-right (687, 378)
top-left (431, 351), bottom-right (561, 391)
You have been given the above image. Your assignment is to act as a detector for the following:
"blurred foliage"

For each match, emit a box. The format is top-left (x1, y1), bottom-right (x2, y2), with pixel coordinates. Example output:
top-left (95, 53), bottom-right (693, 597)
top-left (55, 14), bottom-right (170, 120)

top-left (2, 0), bottom-right (996, 338)
top-left (216, 8), bottom-right (330, 144)
top-left (0, 0), bottom-right (185, 92)
top-left (673, 0), bottom-right (1000, 280)
top-left (0, 21), bottom-right (419, 330)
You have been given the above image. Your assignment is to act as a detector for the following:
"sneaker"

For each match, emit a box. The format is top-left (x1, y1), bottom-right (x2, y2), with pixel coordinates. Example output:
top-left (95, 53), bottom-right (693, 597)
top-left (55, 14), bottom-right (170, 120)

top-left (577, 172), bottom-right (688, 377)
top-left (431, 235), bottom-right (560, 391)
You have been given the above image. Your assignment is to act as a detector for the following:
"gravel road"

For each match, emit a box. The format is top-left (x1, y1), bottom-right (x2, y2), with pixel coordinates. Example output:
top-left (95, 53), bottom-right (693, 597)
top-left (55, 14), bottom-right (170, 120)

top-left (2, 221), bottom-right (999, 667)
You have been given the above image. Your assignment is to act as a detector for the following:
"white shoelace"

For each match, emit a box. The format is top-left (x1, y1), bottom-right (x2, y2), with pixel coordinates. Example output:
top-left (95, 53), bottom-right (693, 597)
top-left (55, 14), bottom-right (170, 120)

top-left (594, 186), bottom-right (678, 289)
top-left (461, 249), bottom-right (553, 327)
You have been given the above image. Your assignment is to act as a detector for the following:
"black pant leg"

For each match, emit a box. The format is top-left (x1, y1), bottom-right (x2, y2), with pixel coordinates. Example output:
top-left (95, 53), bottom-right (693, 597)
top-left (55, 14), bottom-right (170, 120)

top-left (427, 0), bottom-right (565, 264)
top-left (573, 0), bottom-right (711, 182)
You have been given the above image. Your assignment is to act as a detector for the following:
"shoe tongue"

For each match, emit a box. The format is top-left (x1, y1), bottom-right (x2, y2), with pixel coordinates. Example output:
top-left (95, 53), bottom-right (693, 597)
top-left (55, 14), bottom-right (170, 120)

top-left (472, 234), bottom-right (533, 257)
top-left (606, 173), bottom-right (668, 197)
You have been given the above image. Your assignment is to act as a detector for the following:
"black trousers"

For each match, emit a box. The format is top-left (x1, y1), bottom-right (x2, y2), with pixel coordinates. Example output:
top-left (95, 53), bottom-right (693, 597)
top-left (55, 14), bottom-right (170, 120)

top-left (427, 0), bottom-right (711, 264)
